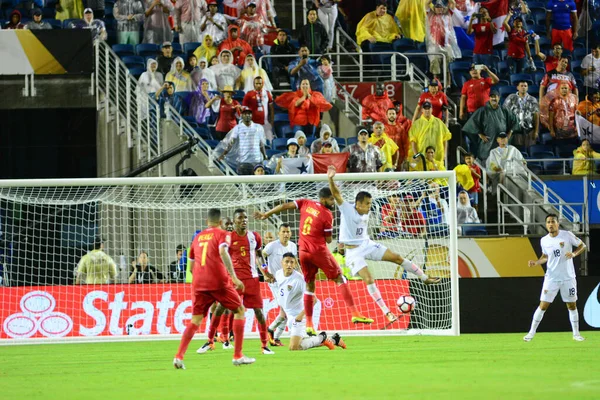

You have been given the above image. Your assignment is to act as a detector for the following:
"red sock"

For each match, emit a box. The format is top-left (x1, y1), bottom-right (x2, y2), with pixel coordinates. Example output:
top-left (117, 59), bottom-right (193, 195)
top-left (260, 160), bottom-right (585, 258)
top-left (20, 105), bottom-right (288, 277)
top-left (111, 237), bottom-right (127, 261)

top-left (175, 322), bottom-right (199, 359)
top-left (221, 313), bottom-right (231, 339)
top-left (338, 282), bottom-right (359, 316)
top-left (303, 293), bottom-right (314, 327)
top-left (232, 318), bottom-right (245, 359)
top-left (207, 314), bottom-right (221, 343)
top-left (258, 322), bottom-right (268, 347)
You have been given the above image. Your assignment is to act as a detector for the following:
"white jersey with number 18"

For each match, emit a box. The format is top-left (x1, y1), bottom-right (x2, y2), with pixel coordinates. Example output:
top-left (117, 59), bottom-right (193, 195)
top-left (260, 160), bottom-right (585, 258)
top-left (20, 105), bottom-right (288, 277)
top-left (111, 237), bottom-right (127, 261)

top-left (540, 230), bottom-right (584, 282)
top-left (338, 201), bottom-right (370, 246)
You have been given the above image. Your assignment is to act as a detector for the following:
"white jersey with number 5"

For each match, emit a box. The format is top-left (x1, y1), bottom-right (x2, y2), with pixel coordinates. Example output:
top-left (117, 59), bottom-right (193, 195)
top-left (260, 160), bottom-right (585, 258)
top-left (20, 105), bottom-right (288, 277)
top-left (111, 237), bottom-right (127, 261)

top-left (274, 269), bottom-right (305, 317)
top-left (338, 201), bottom-right (369, 246)
top-left (540, 230), bottom-right (583, 282)
top-left (263, 240), bottom-right (297, 275)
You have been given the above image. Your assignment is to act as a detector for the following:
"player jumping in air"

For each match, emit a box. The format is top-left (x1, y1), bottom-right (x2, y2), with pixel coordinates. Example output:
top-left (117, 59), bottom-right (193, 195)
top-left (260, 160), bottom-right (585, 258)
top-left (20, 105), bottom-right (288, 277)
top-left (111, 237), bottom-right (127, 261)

top-left (524, 214), bottom-right (587, 342)
top-left (173, 208), bottom-right (255, 369)
top-left (255, 187), bottom-right (373, 337)
top-left (327, 166), bottom-right (441, 323)
top-left (198, 209), bottom-right (275, 355)
top-left (276, 252), bottom-right (346, 351)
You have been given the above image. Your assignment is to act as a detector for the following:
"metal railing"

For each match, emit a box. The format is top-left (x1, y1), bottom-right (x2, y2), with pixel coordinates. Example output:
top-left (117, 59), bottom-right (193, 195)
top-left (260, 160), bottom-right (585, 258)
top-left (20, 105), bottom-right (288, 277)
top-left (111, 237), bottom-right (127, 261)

top-left (456, 146), bottom-right (488, 223)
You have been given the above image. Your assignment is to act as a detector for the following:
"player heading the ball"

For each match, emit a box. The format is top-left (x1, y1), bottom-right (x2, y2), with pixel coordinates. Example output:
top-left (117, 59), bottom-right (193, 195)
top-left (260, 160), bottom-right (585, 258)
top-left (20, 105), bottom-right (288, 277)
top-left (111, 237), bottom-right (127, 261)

top-left (524, 214), bottom-right (587, 342)
top-left (327, 166), bottom-right (441, 324)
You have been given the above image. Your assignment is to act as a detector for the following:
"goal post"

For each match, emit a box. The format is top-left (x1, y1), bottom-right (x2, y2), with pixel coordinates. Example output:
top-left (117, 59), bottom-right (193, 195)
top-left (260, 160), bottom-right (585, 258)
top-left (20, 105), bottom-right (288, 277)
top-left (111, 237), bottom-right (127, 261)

top-left (0, 172), bottom-right (459, 345)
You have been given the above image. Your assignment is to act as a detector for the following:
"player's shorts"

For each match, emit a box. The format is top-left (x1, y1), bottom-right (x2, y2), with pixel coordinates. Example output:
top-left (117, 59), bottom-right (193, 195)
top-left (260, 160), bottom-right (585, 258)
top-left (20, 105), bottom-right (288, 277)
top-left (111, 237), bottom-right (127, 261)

top-left (551, 28), bottom-right (573, 51)
top-left (345, 240), bottom-right (388, 276)
top-left (192, 285), bottom-right (242, 317)
top-left (287, 315), bottom-right (306, 338)
top-left (299, 250), bottom-right (342, 283)
top-left (540, 277), bottom-right (578, 303)
top-left (237, 277), bottom-right (263, 309)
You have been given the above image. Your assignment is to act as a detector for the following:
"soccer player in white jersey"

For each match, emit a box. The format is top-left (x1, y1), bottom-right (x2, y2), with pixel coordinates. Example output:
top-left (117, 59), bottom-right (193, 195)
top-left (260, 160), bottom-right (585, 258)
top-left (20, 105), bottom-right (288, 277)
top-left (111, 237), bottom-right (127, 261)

top-left (524, 214), bottom-right (587, 342)
top-left (275, 252), bottom-right (345, 351)
top-left (262, 223), bottom-right (297, 346)
top-left (327, 166), bottom-right (441, 323)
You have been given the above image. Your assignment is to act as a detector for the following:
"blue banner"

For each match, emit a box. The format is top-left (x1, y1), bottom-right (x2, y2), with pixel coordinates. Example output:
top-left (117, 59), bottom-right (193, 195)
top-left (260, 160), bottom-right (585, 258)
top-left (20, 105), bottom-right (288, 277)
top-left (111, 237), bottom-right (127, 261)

top-left (544, 178), bottom-right (600, 224)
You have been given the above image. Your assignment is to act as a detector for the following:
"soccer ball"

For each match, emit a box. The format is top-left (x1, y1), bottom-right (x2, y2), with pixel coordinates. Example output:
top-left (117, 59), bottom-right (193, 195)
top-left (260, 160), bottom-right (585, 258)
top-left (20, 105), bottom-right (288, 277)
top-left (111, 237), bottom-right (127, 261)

top-left (397, 295), bottom-right (416, 314)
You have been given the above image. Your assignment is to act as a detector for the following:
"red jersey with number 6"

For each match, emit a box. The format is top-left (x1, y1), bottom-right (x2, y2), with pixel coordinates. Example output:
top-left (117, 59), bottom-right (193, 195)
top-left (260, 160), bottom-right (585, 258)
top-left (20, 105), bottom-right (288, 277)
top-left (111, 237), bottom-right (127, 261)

top-left (229, 231), bottom-right (262, 280)
top-left (294, 199), bottom-right (333, 253)
top-left (189, 227), bottom-right (232, 291)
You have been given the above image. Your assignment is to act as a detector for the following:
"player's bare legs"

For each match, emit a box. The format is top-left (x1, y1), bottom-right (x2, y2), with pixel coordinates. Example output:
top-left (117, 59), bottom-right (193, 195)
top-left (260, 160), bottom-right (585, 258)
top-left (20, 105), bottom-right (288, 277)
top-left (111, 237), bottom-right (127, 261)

top-left (356, 266), bottom-right (397, 323)
top-left (381, 250), bottom-right (441, 285)
top-left (174, 314), bottom-right (204, 369)
top-left (524, 301), bottom-right (551, 342)
top-left (254, 308), bottom-right (274, 354)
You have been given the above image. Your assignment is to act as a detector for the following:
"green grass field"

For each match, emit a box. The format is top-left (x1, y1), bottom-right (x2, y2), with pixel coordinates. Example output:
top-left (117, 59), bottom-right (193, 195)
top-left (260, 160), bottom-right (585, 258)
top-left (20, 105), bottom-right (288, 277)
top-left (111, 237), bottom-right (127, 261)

top-left (1, 332), bottom-right (598, 400)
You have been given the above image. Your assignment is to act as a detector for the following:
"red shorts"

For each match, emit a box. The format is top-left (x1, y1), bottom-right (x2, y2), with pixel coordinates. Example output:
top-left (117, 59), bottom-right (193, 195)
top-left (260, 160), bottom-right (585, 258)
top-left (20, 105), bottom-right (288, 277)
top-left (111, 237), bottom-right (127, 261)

top-left (236, 277), bottom-right (263, 309)
top-left (551, 28), bottom-right (573, 52)
top-left (299, 250), bottom-right (342, 283)
top-left (192, 285), bottom-right (242, 317)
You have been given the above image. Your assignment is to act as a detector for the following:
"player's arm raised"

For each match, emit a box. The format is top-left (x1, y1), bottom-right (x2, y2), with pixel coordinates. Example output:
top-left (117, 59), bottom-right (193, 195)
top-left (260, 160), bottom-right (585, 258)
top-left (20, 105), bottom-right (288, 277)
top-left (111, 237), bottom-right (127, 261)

top-left (254, 201), bottom-right (297, 220)
top-left (528, 253), bottom-right (548, 267)
top-left (219, 244), bottom-right (245, 291)
top-left (327, 165), bottom-right (344, 205)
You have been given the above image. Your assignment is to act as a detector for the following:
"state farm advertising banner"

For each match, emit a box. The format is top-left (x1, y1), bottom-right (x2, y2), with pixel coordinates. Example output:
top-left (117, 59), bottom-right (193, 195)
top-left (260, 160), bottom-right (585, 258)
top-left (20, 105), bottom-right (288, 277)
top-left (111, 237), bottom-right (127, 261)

top-left (1, 281), bottom-right (411, 340)
top-left (337, 82), bottom-right (403, 103)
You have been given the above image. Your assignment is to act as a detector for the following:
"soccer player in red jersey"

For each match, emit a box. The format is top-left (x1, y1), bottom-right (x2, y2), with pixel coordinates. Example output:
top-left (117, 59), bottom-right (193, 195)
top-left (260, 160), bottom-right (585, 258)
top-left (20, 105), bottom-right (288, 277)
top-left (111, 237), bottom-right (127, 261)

top-left (255, 187), bottom-right (373, 336)
top-left (173, 208), bottom-right (255, 369)
top-left (199, 209), bottom-right (275, 355)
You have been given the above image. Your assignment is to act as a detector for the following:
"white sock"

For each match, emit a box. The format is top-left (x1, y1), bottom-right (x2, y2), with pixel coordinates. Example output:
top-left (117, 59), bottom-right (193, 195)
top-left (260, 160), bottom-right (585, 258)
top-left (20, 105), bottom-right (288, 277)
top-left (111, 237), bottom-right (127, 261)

top-left (366, 283), bottom-right (390, 314)
top-left (529, 307), bottom-right (546, 335)
top-left (400, 259), bottom-right (426, 279)
top-left (568, 309), bottom-right (580, 336)
top-left (269, 315), bottom-right (286, 331)
top-left (300, 336), bottom-right (322, 350)
top-left (274, 318), bottom-right (287, 339)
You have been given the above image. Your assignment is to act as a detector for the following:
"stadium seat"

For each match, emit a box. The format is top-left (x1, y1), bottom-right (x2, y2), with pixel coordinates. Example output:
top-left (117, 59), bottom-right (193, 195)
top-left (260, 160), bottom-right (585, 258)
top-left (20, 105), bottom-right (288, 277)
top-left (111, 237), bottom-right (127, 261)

top-left (47, 19), bottom-right (62, 29)
top-left (233, 90), bottom-right (245, 101)
top-left (531, 151), bottom-right (556, 159)
top-left (537, 37), bottom-right (552, 48)
top-left (336, 138), bottom-right (346, 147)
top-left (112, 44), bottom-right (135, 57)
top-left (510, 73), bottom-right (534, 86)
top-left (527, 161), bottom-right (544, 175)
top-left (347, 137), bottom-right (358, 146)
top-left (556, 143), bottom-right (578, 158)
top-left (205, 139), bottom-right (220, 149)
top-left (496, 60), bottom-right (509, 77)
top-left (136, 43), bottom-right (159, 57)
top-left (460, 50), bottom-right (473, 59)
top-left (195, 126), bottom-right (213, 141)
top-left (527, 85), bottom-right (540, 96)
top-left (540, 132), bottom-right (553, 144)
top-left (462, 225), bottom-right (488, 236)
top-left (533, 11), bottom-right (546, 26)
top-left (122, 55), bottom-right (145, 65)
top-left (266, 148), bottom-right (281, 158)
top-left (533, 72), bottom-right (545, 84)
top-left (498, 85), bottom-right (517, 97)
top-left (279, 125), bottom-right (296, 138)
top-left (124, 60), bottom-right (145, 70)
top-left (306, 136), bottom-right (317, 147)
top-left (572, 48), bottom-right (587, 61)
top-left (274, 113), bottom-right (289, 123)
top-left (42, 7), bottom-right (55, 18)
top-left (571, 60), bottom-right (582, 73)
top-left (183, 42), bottom-right (201, 55)
top-left (529, 144), bottom-right (554, 157)
top-left (128, 67), bottom-right (145, 78)
top-left (543, 160), bottom-right (565, 175)
top-left (272, 137), bottom-right (288, 150)
top-left (62, 18), bottom-right (81, 28)
top-left (392, 38), bottom-right (417, 52)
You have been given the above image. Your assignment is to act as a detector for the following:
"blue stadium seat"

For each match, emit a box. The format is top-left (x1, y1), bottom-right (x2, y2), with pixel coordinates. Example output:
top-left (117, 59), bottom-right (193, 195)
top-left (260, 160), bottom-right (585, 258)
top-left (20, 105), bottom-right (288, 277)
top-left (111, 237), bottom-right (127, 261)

top-left (274, 113), bottom-right (289, 123)
top-left (136, 43), bottom-right (159, 57)
top-left (42, 7), bottom-right (55, 18)
top-left (510, 73), bottom-right (533, 86)
top-left (346, 137), bottom-right (358, 146)
top-left (556, 143), bottom-right (578, 158)
top-left (113, 44), bottom-right (135, 56)
top-left (462, 225), bottom-right (488, 236)
top-left (498, 85), bottom-right (517, 97)
top-left (527, 161), bottom-right (544, 175)
top-left (571, 60), bottom-right (582, 73)
top-left (128, 67), bottom-right (145, 78)
top-left (542, 160), bottom-right (565, 175)
top-left (62, 18), bottom-right (82, 29)
top-left (540, 132), bottom-right (554, 144)
top-left (279, 125), bottom-right (296, 138)
top-left (47, 19), bottom-right (62, 29)
top-left (496, 60), bottom-right (509, 77)
top-left (533, 11), bottom-right (546, 26)
top-left (171, 42), bottom-right (183, 53)
top-left (533, 72), bottom-right (545, 84)
top-left (306, 136), bottom-right (317, 147)
top-left (205, 139), bottom-right (220, 149)
top-left (572, 48), bottom-right (587, 61)
top-left (124, 61), bottom-right (145, 69)
top-left (529, 144), bottom-right (554, 157)
top-left (532, 151), bottom-right (557, 159)
top-left (272, 137), bottom-right (288, 150)
top-left (336, 138), bottom-right (346, 147)
top-left (527, 85), bottom-right (539, 96)
top-left (233, 90), bottom-right (245, 102)
top-left (183, 42), bottom-right (201, 55)
top-left (195, 126), bottom-right (213, 141)
top-left (266, 148), bottom-right (282, 158)
top-left (392, 38), bottom-right (417, 52)
top-left (122, 55), bottom-right (145, 65)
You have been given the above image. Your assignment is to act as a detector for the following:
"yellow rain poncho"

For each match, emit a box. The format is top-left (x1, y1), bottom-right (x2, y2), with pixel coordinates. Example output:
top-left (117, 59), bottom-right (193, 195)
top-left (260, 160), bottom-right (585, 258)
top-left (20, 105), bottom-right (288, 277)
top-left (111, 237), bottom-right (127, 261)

top-left (408, 114), bottom-right (451, 164)
top-left (395, 0), bottom-right (426, 42)
top-left (454, 164), bottom-right (474, 191)
top-left (356, 11), bottom-right (401, 45)
top-left (368, 132), bottom-right (399, 171)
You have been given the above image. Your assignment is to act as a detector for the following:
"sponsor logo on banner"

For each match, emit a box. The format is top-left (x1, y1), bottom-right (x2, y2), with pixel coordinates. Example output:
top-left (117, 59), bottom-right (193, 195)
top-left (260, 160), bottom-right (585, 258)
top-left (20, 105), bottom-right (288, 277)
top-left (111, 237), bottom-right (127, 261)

top-left (583, 283), bottom-right (600, 328)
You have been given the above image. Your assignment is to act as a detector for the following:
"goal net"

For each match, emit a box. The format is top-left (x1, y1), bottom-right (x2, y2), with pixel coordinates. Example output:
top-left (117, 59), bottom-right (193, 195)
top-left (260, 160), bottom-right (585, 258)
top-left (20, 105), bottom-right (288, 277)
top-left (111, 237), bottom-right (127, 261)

top-left (0, 172), bottom-right (458, 344)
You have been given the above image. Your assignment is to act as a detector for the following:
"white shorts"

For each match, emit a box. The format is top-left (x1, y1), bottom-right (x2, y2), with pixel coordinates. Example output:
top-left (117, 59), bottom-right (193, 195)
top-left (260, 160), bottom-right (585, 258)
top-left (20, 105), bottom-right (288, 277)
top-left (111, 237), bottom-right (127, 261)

top-left (345, 240), bottom-right (388, 276)
top-left (540, 277), bottom-right (578, 303)
top-left (287, 316), bottom-right (306, 338)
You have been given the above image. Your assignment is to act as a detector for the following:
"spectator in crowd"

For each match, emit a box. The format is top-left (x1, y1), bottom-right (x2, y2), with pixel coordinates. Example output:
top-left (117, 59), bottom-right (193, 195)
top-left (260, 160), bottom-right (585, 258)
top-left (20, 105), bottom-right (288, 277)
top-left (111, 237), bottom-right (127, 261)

top-left (545, 0), bottom-right (578, 52)
top-left (199, 0), bottom-right (228, 45)
top-left (218, 107), bottom-right (267, 175)
top-left (426, 0), bottom-right (461, 84)
top-left (467, 7), bottom-right (496, 66)
top-left (355, 1), bottom-right (401, 64)
top-left (572, 139), bottom-right (600, 175)
top-left (75, 238), bottom-right (117, 284)
top-left (189, 78), bottom-right (219, 124)
top-left (385, 108), bottom-right (409, 170)
top-left (185, 54), bottom-right (198, 73)
top-left (547, 82), bottom-right (578, 143)
top-left (168, 244), bottom-right (186, 283)
top-left (270, 30), bottom-right (297, 89)
top-left (397, 0), bottom-right (426, 43)
top-left (288, 45), bottom-right (323, 92)
top-left (459, 64), bottom-right (499, 120)
top-left (195, 57), bottom-right (218, 90)
top-left (239, 2), bottom-right (274, 50)
top-left (74, 8), bottom-right (106, 41)
top-left (314, 0), bottom-right (340, 52)
top-left (209, 55), bottom-right (219, 66)
top-left (368, 121), bottom-right (399, 171)
top-left (345, 127), bottom-right (384, 173)
top-left (457, 190), bottom-right (480, 225)
top-left (409, 101), bottom-right (451, 165)
top-left (424, 181), bottom-right (449, 227)
top-left (577, 89), bottom-right (600, 125)
top-left (243, 76), bottom-right (275, 140)
top-left (581, 43), bottom-right (600, 93)
top-left (414, 80), bottom-right (449, 123)
top-left (156, 42), bottom-right (174, 75)
top-left (214, 85), bottom-right (241, 139)
top-left (165, 57), bottom-right (192, 92)
top-left (249, 0), bottom-right (277, 28)
top-left (319, 140), bottom-right (335, 153)
top-left (83, 0), bottom-right (104, 19)
top-left (503, 80), bottom-right (540, 147)
top-left (311, 123), bottom-right (340, 153)
top-left (173, 0), bottom-right (204, 45)
top-left (138, 58), bottom-right (164, 94)
top-left (218, 25), bottom-right (254, 67)
top-left (142, 0), bottom-right (173, 44)
top-left (318, 55), bottom-right (336, 103)
top-left (275, 79), bottom-right (332, 136)
top-left (25, 9), bottom-right (52, 29)
top-left (462, 90), bottom-right (518, 161)
top-left (361, 82), bottom-right (394, 123)
top-left (238, 54), bottom-right (273, 93)
top-left (503, 13), bottom-right (533, 74)
top-left (194, 35), bottom-right (218, 64)
top-left (298, 8), bottom-right (329, 55)
top-left (114, 0), bottom-right (145, 45)
top-left (56, 0), bottom-right (83, 22)
top-left (398, 194), bottom-right (427, 237)
top-left (486, 132), bottom-right (526, 194)
top-left (534, 41), bottom-right (566, 72)
top-left (409, 145), bottom-right (446, 173)
top-left (294, 131), bottom-right (311, 155)
top-left (508, 0), bottom-right (530, 28)
top-left (463, 152), bottom-right (481, 209)
top-left (155, 81), bottom-right (183, 115)
top-left (539, 56), bottom-right (578, 100)
top-left (254, 164), bottom-right (266, 175)
top-left (210, 50), bottom-right (241, 90)
top-left (129, 251), bottom-right (162, 284)
top-left (275, 138), bottom-right (302, 174)
top-left (379, 194), bottom-right (402, 237)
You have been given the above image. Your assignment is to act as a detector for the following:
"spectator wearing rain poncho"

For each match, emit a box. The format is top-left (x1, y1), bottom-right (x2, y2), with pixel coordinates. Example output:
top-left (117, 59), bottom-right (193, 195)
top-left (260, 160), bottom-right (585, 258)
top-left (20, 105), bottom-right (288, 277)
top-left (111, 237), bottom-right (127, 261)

top-left (200, 1), bottom-right (228, 44)
top-left (138, 58), bottom-right (164, 94)
top-left (173, 0), bottom-right (205, 45)
top-left (310, 124), bottom-right (340, 154)
top-left (426, 0), bottom-right (461, 83)
top-left (192, 57), bottom-right (218, 91)
top-left (142, 0), bottom-right (173, 44)
top-left (165, 57), bottom-right (192, 92)
top-left (218, 25), bottom-right (254, 68)
top-left (237, 54), bottom-right (273, 93)
top-left (189, 78), bottom-right (219, 124)
top-left (155, 81), bottom-right (183, 117)
top-left (194, 35), bottom-right (218, 65)
top-left (113, 0), bottom-right (145, 45)
top-left (395, 0), bottom-right (426, 42)
top-left (210, 50), bottom-right (241, 90)
top-left (457, 190), bottom-right (480, 225)
top-left (275, 79), bottom-right (332, 136)
top-left (294, 131), bottom-right (311, 156)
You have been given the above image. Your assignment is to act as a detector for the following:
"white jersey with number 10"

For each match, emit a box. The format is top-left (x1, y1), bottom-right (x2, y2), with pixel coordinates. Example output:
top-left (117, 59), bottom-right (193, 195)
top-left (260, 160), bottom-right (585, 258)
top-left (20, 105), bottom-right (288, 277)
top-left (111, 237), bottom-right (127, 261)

top-left (540, 230), bottom-right (583, 282)
top-left (338, 201), bottom-right (370, 246)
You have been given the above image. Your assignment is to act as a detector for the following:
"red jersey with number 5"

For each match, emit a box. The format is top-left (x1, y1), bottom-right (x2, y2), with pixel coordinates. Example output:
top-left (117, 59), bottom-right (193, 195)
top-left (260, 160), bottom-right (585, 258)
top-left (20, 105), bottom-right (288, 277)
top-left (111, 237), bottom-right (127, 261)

top-left (229, 231), bottom-right (262, 280)
top-left (189, 227), bottom-right (232, 291)
top-left (294, 199), bottom-right (333, 253)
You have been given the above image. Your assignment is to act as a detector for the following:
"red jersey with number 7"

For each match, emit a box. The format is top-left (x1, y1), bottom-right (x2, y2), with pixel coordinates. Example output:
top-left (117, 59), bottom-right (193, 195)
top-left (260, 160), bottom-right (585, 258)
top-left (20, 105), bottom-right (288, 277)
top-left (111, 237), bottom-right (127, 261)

top-left (189, 227), bottom-right (232, 291)
top-left (294, 199), bottom-right (333, 253)
top-left (230, 231), bottom-right (262, 280)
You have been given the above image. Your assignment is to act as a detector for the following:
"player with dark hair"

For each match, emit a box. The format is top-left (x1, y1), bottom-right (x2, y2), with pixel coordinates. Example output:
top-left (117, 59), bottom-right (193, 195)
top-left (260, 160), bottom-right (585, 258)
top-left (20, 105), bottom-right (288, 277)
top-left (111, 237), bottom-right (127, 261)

top-left (255, 187), bottom-right (373, 336)
top-left (174, 208), bottom-right (255, 369)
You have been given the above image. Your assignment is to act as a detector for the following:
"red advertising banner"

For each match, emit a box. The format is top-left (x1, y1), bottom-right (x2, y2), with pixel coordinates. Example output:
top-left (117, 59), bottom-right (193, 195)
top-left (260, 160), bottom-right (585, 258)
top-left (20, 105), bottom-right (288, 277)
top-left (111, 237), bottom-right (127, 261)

top-left (337, 82), bottom-right (403, 103)
top-left (1, 281), bottom-right (410, 340)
